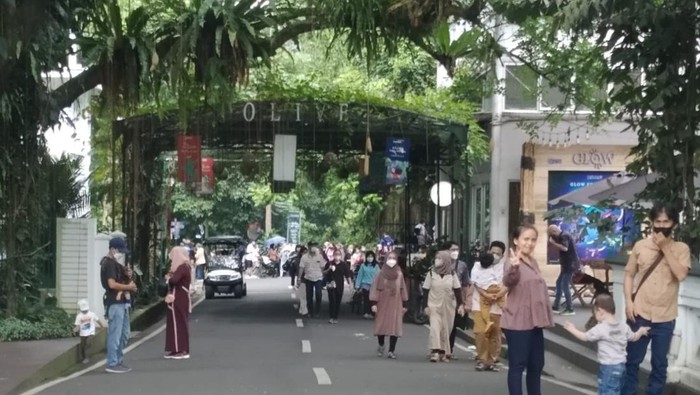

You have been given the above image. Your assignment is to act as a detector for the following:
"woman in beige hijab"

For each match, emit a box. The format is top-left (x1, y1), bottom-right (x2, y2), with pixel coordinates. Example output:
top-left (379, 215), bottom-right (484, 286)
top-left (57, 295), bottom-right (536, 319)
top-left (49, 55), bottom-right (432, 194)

top-left (164, 246), bottom-right (192, 359)
top-left (422, 250), bottom-right (465, 362)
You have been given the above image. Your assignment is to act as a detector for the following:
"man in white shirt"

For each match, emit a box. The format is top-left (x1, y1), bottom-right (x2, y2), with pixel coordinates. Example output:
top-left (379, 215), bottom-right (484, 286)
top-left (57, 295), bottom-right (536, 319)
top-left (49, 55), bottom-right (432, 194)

top-left (298, 242), bottom-right (326, 317)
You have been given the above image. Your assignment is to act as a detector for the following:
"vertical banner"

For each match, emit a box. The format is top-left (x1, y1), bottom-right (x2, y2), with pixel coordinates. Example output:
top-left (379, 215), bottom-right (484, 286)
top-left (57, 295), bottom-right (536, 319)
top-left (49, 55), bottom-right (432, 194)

top-left (385, 137), bottom-right (410, 185)
top-left (176, 135), bottom-right (202, 183)
top-left (273, 134), bottom-right (297, 182)
top-left (286, 212), bottom-right (302, 245)
top-left (200, 157), bottom-right (215, 194)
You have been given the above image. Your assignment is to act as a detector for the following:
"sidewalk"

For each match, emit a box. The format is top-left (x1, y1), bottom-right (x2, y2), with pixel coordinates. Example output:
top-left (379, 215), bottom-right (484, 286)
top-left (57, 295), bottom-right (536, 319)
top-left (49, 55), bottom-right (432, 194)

top-left (0, 338), bottom-right (77, 395)
top-left (0, 297), bottom-right (179, 395)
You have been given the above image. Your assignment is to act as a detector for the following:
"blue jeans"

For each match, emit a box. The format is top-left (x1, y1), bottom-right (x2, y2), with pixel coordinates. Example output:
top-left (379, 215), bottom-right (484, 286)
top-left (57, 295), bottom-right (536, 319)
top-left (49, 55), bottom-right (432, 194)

top-left (106, 303), bottom-right (131, 368)
top-left (599, 363), bottom-right (625, 395)
top-left (621, 316), bottom-right (674, 395)
top-left (553, 269), bottom-right (573, 310)
top-left (195, 265), bottom-right (204, 280)
top-left (503, 328), bottom-right (545, 395)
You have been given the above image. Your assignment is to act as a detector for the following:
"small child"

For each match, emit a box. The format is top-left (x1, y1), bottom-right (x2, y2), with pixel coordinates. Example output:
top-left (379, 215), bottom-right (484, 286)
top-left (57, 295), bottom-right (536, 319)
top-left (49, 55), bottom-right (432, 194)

top-left (74, 299), bottom-right (105, 364)
top-left (564, 294), bottom-right (650, 395)
top-left (471, 253), bottom-right (506, 334)
top-left (115, 264), bottom-right (132, 303)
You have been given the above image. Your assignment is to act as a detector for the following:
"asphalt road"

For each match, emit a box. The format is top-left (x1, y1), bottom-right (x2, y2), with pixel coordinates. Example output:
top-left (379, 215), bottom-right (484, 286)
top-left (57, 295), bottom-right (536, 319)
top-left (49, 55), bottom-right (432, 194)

top-left (35, 278), bottom-right (594, 395)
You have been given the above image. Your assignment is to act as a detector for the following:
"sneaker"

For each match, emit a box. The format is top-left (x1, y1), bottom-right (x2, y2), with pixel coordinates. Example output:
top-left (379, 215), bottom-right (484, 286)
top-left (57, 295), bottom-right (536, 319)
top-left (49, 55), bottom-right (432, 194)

top-left (81, 358), bottom-right (90, 364)
top-left (363, 313), bottom-right (372, 319)
top-left (164, 352), bottom-right (175, 359)
top-left (560, 309), bottom-right (576, 316)
top-left (487, 364), bottom-right (501, 372)
top-left (387, 352), bottom-right (396, 359)
top-left (105, 365), bottom-right (131, 374)
top-left (329, 319), bottom-right (334, 324)
top-left (475, 361), bottom-right (485, 371)
top-left (171, 353), bottom-right (190, 360)
top-left (429, 353), bottom-right (439, 363)
top-left (377, 346), bottom-right (385, 357)
top-left (551, 305), bottom-right (560, 313)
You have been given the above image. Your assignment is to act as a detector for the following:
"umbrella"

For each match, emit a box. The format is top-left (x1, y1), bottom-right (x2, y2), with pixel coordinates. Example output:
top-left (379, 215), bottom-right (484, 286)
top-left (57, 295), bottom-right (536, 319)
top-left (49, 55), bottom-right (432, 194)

top-left (264, 235), bottom-right (286, 248)
top-left (589, 173), bottom-right (700, 207)
top-left (588, 173), bottom-right (658, 206)
top-left (548, 172), bottom-right (637, 207)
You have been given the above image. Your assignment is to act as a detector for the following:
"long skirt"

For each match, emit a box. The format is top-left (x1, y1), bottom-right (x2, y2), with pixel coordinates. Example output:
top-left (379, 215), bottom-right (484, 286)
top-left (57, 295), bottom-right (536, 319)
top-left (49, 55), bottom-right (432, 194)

top-left (165, 290), bottom-right (190, 354)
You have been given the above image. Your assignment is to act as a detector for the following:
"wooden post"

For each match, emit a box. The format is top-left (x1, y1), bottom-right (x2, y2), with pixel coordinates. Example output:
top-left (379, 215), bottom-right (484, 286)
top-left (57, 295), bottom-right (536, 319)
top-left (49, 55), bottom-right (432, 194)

top-left (520, 142), bottom-right (535, 225)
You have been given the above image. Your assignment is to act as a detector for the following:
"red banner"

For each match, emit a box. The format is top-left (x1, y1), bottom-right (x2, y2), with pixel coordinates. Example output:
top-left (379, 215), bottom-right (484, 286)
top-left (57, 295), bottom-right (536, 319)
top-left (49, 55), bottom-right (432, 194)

top-left (176, 135), bottom-right (201, 183)
top-left (200, 157), bottom-right (215, 193)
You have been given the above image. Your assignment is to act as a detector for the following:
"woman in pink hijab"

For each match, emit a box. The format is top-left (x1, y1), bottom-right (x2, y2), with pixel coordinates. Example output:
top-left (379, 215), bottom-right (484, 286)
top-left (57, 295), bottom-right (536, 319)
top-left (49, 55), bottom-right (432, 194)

top-left (164, 246), bottom-right (192, 359)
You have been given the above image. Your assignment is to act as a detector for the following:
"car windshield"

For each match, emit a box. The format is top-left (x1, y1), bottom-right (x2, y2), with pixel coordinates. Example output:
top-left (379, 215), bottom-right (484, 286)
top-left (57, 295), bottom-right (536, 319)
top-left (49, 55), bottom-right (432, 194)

top-left (204, 243), bottom-right (243, 270)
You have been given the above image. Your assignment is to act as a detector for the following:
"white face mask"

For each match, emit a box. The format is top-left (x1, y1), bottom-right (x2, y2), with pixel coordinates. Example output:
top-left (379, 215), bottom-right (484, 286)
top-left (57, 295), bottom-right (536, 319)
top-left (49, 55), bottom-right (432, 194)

top-left (113, 252), bottom-right (125, 265)
top-left (434, 258), bottom-right (444, 267)
top-left (366, 257), bottom-right (374, 263)
top-left (386, 259), bottom-right (397, 268)
top-left (450, 251), bottom-right (459, 260)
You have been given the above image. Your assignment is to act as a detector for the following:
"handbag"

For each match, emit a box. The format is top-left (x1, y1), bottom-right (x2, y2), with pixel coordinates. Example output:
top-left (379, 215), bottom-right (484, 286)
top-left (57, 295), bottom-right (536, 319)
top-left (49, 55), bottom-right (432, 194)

top-left (626, 252), bottom-right (664, 326)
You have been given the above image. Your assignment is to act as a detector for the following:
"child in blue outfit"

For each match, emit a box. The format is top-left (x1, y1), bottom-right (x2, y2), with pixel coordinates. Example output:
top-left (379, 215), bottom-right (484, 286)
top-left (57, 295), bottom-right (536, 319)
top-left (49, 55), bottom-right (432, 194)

top-left (355, 251), bottom-right (380, 319)
top-left (564, 294), bottom-right (649, 395)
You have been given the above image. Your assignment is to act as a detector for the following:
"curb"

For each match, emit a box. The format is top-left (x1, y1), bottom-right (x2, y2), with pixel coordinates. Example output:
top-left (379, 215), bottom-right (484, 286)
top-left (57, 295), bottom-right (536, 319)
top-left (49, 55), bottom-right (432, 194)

top-left (11, 300), bottom-right (170, 395)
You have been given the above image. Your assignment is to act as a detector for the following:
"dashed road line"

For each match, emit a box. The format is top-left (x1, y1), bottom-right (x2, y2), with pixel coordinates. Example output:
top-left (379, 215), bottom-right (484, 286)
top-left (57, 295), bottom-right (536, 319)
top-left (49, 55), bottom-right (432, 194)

top-left (302, 340), bottom-right (312, 353)
top-left (312, 367), bottom-right (332, 385)
top-left (293, 304), bottom-right (299, 310)
top-left (291, 293), bottom-right (297, 299)
top-left (296, 319), bottom-right (304, 328)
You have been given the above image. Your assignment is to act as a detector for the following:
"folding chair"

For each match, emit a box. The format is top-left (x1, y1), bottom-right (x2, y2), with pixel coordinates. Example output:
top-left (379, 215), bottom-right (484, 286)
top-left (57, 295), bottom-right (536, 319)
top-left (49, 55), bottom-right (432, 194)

top-left (571, 259), bottom-right (612, 306)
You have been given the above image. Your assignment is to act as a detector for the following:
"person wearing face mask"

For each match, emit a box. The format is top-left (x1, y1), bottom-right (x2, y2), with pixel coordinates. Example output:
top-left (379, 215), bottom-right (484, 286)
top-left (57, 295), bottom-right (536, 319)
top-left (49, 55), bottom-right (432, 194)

top-left (298, 242), bottom-right (326, 318)
top-left (548, 224), bottom-right (579, 316)
top-left (470, 251), bottom-right (507, 371)
top-left (323, 251), bottom-right (353, 324)
top-left (441, 241), bottom-right (470, 360)
top-left (370, 251), bottom-right (408, 359)
top-left (422, 250), bottom-right (465, 362)
top-left (100, 236), bottom-right (138, 374)
top-left (355, 251), bottom-right (379, 319)
top-left (622, 203), bottom-right (691, 395)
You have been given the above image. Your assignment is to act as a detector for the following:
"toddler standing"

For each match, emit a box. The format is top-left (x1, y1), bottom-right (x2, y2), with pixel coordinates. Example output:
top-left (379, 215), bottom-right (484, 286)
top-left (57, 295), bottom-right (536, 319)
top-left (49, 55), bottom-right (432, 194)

top-left (564, 294), bottom-right (649, 395)
top-left (74, 299), bottom-right (105, 364)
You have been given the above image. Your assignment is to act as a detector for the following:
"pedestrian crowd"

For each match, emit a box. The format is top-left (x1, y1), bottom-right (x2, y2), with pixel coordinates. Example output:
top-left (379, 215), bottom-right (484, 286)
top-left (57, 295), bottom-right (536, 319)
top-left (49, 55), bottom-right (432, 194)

top-left (86, 202), bottom-right (689, 395)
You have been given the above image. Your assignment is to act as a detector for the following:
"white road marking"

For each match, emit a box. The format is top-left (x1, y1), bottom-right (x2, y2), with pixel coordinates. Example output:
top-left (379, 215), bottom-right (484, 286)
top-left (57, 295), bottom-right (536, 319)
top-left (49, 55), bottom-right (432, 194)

top-left (302, 340), bottom-right (312, 353)
top-left (291, 293), bottom-right (296, 299)
top-left (425, 326), bottom-right (596, 395)
top-left (293, 304), bottom-right (299, 309)
top-left (296, 319), bottom-right (304, 328)
top-left (21, 297), bottom-right (208, 395)
top-left (312, 367), bottom-right (332, 385)
top-left (353, 333), bottom-right (365, 337)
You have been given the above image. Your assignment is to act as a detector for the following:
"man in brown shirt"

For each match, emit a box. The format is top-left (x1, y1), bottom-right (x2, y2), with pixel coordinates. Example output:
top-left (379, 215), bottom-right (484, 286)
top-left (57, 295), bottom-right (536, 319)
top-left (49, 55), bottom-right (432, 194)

top-left (622, 203), bottom-right (691, 395)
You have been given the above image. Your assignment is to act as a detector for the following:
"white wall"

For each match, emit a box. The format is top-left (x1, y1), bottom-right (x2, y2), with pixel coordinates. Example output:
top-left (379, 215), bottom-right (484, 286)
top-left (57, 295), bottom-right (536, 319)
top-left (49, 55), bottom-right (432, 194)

top-left (56, 218), bottom-right (109, 318)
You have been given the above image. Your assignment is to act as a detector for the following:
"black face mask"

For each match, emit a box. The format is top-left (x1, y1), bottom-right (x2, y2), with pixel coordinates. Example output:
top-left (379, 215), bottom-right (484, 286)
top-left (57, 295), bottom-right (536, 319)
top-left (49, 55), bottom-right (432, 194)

top-left (654, 227), bottom-right (673, 237)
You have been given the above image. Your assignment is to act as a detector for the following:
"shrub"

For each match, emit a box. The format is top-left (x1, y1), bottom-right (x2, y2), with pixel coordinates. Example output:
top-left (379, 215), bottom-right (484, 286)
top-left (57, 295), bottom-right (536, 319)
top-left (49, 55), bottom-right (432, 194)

top-left (0, 307), bottom-right (74, 342)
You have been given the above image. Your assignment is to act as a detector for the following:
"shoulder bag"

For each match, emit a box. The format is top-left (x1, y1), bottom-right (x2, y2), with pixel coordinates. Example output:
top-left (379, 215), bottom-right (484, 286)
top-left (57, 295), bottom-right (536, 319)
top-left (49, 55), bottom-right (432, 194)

top-left (625, 252), bottom-right (664, 327)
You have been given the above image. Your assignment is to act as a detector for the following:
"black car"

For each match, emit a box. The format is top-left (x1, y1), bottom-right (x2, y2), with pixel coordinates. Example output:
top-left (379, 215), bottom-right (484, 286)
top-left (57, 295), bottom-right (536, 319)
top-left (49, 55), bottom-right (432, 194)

top-left (202, 236), bottom-right (248, 299)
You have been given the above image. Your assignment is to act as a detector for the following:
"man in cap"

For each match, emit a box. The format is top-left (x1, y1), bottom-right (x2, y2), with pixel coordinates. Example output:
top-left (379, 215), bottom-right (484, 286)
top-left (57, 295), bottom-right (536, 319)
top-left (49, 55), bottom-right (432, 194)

top-left (100, 236), bottom-right (138, 373)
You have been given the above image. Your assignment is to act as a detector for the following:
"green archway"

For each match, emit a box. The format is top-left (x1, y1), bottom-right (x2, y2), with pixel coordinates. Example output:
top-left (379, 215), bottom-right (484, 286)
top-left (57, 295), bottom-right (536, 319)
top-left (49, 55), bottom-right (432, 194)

top-left (113, 100), bottom-right (472, 278)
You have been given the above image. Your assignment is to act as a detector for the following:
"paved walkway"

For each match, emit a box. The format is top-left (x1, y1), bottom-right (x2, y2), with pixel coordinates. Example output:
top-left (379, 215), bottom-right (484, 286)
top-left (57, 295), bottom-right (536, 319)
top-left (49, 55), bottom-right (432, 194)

top-left (0, 338), bottom-right (77, 395)
top-left (24, 278), bottom-right (597, 395)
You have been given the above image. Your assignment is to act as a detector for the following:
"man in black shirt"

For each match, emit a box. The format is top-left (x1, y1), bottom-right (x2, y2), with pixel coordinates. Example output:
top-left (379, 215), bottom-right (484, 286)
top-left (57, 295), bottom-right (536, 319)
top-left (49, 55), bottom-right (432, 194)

top-left (101, 236), bottom-right (137, 373)
top-left (548, 225), bottom-right (579, 316)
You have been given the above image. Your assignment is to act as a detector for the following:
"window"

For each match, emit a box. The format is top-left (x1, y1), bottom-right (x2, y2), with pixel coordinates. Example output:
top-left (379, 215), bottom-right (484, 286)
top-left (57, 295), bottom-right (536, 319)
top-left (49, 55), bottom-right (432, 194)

top-left (540, 79), bottom-right (569, 110)
top-left (471, 183), bottom-right (490, 245)
top-left (505, 65), bottom-right (538, 110)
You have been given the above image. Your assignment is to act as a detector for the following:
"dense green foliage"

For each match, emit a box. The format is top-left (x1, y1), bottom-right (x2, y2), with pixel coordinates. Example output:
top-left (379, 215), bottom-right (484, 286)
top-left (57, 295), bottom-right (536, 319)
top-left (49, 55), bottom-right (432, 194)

top-left (0, 305), bottom-right (74, 342)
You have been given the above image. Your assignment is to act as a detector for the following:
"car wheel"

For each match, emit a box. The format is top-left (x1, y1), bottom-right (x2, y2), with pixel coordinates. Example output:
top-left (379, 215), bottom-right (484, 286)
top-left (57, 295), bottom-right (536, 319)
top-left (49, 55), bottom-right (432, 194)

top-left (233, 284), bottom-right (243, 298)
top-left (205, 286), bottom-right (215, 300)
